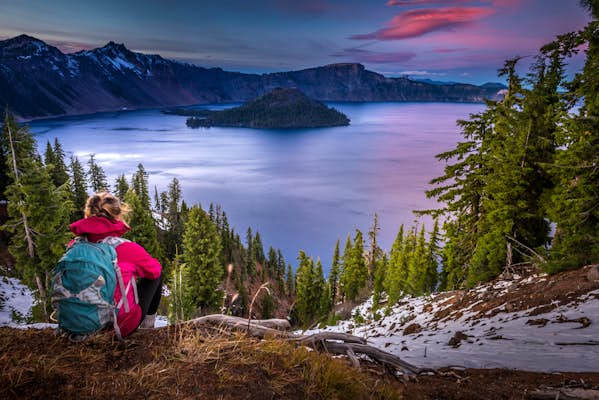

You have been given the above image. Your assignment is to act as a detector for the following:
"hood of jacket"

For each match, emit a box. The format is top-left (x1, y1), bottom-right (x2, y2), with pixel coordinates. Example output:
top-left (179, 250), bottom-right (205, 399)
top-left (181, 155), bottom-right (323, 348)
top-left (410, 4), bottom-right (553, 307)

top-left (70, 216), bottom-right (130, 242)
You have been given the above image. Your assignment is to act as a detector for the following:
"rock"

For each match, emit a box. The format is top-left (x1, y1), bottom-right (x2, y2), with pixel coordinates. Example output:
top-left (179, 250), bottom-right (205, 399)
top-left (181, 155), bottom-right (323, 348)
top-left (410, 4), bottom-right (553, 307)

top-left (448, 331), bottom-right (469, 348)
top-left (403, 323), bottom-right (422, 336)
top-left (422, 304), bottom-right (433, 313)
top-left (587, 264), bottom-right (599, 282)
top-left (526, 318), bottom-right (549, 327)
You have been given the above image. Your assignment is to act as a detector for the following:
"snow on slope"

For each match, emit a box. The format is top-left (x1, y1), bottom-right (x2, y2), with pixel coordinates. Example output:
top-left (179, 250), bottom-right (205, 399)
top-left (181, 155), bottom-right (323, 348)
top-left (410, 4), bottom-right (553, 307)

top-left (0, 276), bottom-right (169, 329)
top-left (303, 268), bottom-right (599, 373)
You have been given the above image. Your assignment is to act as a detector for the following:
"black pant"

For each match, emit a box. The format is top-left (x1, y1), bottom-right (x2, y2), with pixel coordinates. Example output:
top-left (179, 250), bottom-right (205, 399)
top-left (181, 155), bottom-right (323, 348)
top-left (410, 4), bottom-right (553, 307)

top-left (137, 273), bottom-right (162, 321)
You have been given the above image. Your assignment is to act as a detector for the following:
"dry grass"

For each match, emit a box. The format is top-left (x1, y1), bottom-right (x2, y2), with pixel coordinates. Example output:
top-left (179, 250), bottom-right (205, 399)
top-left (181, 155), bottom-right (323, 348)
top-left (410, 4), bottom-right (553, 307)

top-left (0, 325), bottom-right (403, 399)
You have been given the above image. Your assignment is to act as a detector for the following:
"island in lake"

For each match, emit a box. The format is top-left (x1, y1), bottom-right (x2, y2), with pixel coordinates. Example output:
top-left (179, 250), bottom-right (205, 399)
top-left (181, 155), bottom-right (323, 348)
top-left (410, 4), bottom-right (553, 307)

top-left (168, 88), bottom-right (350, 129)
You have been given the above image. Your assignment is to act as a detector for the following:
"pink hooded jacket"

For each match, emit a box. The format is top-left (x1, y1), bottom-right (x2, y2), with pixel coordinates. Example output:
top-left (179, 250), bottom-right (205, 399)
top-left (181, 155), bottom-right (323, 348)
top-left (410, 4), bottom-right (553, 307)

top-left (69, 216), bottom-right (162, 337)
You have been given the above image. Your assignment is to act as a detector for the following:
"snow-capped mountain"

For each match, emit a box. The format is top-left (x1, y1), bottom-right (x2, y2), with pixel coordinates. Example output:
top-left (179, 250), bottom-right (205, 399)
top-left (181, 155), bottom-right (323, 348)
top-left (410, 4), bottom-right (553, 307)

top-left (0, 35), bottom-right (504, 120)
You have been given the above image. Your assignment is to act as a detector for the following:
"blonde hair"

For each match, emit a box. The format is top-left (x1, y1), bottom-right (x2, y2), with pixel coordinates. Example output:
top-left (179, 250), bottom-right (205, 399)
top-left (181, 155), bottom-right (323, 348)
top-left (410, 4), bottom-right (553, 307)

top-left (84, 192), bottom-right (129, 220)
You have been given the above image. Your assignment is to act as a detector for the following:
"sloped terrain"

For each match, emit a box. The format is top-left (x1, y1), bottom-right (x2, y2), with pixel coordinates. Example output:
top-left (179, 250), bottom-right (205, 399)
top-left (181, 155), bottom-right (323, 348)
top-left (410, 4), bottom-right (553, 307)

top-left (306, 265), bottom-right (599, 373)
top-left (2, 267), bottom-right (599, 399)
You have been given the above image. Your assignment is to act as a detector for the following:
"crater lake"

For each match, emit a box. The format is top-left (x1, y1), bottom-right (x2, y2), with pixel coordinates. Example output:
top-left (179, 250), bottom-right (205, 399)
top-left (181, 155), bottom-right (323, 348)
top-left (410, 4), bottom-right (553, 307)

top-left (29, 102), bottom-right (484, 270)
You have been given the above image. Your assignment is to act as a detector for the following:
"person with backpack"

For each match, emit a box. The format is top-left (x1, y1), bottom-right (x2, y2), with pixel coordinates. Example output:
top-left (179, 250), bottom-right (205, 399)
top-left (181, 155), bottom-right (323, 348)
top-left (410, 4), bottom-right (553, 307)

top-left (55, 192), bottom-right (162, 338)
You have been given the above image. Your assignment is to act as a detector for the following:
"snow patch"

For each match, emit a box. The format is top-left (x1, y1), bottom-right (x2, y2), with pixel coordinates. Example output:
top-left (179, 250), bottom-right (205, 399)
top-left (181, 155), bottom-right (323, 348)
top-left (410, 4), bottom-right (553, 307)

top-left (302, 276), bottom-right (599, 372)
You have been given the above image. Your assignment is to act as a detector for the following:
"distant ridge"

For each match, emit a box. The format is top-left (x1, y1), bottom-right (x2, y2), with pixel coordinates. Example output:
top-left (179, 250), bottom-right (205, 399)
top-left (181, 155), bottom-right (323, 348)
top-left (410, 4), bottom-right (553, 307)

top-left (0, 35), bottom-right (506, 120)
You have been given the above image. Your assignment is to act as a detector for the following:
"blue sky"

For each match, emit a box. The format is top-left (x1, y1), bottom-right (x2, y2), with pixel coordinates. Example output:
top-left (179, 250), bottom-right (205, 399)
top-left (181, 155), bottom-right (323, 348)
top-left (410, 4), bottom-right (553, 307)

top-left (0, 0), bottom-right (590, 83)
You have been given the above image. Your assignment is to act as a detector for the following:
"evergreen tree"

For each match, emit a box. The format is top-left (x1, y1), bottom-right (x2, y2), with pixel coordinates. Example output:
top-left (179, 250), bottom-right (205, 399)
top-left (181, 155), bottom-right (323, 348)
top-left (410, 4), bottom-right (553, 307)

top-left (372, 254), bottom-right (388, 307)
top-left (69, 156), bottom-right (88, 220)
top-left (385, 225), bottom-right (406, 305)
top-left (366, 213), bottom-right (383, 281)
top-left (546, 12), bottom-right (599, 270)
top-left (339, 234), bottom-right (352, 300)
top-left (253, 231), bottom-right (265, 265)
top-left (267, 246), bottom-right (277, 277)
top-left (0, 110), bottom-right (10, 200)
top-left (123, 190), bottom-right (161, 259)
top-left (131, 163), bottom-right (151, 210)
top-left (328, 238), bottom-right (341, 305)
top-left (2, 114), bottom-right (72, 312)
top-left (286, 263), bottom-right (295, 295)
top-left (164, 177), bottom-right (184, 260)
top-left (180, 205), bottom-right (223, 317)
top-left (245, 227), bottom-right (255, 278)
top-left (295, 250), bottom-right (315, 326)
top-left (405, 225), bottom-right (428, 295)
top-left (87, 154), bottom-right (108, 193)
top-left (114, 174), bottom-right (130, 200)
top-left (44, 138), bottom-right (69, 188)
top-left (313, 258), bottom-right (326, 314)
top-left (424, 220), bottom-right (440, 293)
top-left (340, 229), bottom-right (368, 302)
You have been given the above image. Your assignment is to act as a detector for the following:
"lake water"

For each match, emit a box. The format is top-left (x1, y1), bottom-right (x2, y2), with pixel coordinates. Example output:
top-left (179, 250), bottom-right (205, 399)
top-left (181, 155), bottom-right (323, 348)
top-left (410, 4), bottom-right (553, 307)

top-left (29, 102), bottom-right (484, 270)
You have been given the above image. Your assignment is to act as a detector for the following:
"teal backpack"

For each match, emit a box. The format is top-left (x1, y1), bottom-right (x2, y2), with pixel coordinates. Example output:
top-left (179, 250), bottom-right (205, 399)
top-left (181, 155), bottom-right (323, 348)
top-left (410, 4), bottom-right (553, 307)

top-left (51, 236), bottom-right (136, 340)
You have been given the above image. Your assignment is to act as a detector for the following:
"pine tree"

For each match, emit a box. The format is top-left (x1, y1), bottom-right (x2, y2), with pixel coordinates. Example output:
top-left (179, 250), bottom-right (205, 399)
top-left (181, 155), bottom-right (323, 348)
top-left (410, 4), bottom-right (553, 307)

top-left (131, 163), bottom-right (150, 210)
top-left (44, 139), bottom-right (69, 188)
top-left (164, 177), bottom-right (184, 260)
top-left (87, 154), bottom-right (108, 193)
top-left (114, 174), bottom-right (130, 200)
top-left (385, 225), bottom-right (406, 305)
top-left (0, 110), bottom-right (10, 200)
top-left (2, 114), bottom-right (72, 313)
top-left (69, 156), bottom-right (88, 220)
top-left (340, 229), bottom-right (368, 302)
top-left (546, 13), bottom-right (599, 270)
top-left (286, 263), bottom-right (295, 295)
top-left (180, 205), bottom-right (223, 317)
top-left (339, 234), bottom-right (352, 301)
top-left (123, 190), bottom-right (161, 259)
top-left (367, 213), bottom-right (383, 281)
top-left (405, 225), bottom-right (428, 295)
top-left (267, 246), bottom-right (277, 277)
top-left (295, 250), bottom-right (315, 326)
top-left (424, 220), bottom-right (440, 293)
top-left (372, 254), bottom-right (388, 308)
top-left (253, 231), bottom-right (265, 265)
top-left (313, 258), bottom-right (326, 315)
top-left (328, 238), bottom-right (341, 305)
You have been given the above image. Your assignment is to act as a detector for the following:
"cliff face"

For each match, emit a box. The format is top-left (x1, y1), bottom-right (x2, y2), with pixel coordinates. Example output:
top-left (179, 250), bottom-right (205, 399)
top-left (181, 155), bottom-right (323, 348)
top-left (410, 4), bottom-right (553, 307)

top-left (0, 35), bottom-right (504, 120)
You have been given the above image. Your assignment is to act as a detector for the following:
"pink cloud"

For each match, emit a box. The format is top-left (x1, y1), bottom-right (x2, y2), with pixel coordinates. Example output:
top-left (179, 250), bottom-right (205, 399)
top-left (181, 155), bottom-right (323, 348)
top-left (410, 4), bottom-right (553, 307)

top-left (351, 7), bottom-right (495, 41)
top-left (387, 0), bottom-right (475, 6)
top-left (432, 47), bottom-right (467, 53)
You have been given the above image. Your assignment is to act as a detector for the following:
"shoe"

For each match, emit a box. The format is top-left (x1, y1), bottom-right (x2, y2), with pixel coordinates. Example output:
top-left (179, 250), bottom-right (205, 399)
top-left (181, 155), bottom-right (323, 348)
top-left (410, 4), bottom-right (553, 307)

top-left (140, 314), bottom-right (156, 329)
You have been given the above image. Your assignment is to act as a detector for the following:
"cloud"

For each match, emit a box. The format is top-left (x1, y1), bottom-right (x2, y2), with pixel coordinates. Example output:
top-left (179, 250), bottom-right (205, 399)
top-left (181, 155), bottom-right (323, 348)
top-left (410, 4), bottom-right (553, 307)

top-left (331, 48), bottom-right (416, 64)
top-left (387, 0), bottom-right (475, 6)
top-left (351, 7), bottom-right (495, 41)
top-left (399, 70), bottom-right (447, 76)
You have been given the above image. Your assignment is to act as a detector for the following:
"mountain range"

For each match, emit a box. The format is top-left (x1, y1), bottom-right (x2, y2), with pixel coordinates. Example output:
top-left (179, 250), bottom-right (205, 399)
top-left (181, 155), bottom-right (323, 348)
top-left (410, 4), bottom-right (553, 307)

top-left (0, 34), bottom-right (505, 120)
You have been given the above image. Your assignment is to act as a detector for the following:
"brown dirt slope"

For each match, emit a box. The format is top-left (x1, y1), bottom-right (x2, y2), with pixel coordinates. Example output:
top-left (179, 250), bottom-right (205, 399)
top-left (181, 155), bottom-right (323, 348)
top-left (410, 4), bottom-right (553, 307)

top-left (1, 325), bottom-right (599, 399)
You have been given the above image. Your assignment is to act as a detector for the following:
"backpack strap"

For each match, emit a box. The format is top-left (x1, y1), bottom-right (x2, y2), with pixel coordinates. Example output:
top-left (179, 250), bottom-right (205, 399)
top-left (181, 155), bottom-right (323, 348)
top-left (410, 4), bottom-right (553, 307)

top-left (100, 237), bottom-right (138, 311)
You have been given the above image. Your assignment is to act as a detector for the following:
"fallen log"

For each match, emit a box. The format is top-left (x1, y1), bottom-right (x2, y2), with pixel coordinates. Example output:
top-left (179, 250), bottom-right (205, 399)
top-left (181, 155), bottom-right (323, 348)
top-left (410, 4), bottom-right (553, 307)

top-left (176, 314), bottom-right (426, 377)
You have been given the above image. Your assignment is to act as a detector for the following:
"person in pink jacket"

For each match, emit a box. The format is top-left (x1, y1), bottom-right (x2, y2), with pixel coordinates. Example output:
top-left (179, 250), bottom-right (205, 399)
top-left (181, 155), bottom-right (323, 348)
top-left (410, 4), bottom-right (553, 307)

top-left (70, 192), bottom-right (162, 337)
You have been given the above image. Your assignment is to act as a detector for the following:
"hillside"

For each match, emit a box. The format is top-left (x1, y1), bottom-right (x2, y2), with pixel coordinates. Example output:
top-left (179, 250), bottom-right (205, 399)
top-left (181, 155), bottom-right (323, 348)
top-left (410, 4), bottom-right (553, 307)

top-left (2, 268), bottom-right (599, 399)
top-left (0, 35), bottom-right (504, 120)
top-left (304, 265), bottom-right (599, 373)
top-left (184, 88), bottom-right (350, 128)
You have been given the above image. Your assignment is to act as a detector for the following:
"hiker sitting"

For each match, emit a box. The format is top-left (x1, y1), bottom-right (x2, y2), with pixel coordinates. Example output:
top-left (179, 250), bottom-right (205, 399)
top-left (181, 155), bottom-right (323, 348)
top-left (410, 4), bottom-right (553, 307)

top-left (68, 192), bottom-right (162, 337)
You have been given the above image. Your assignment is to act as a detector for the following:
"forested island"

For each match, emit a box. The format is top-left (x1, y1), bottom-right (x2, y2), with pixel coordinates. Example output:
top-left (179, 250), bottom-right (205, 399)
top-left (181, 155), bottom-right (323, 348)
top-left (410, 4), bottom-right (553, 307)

top-left (168, 88), bottom-right (350, 129)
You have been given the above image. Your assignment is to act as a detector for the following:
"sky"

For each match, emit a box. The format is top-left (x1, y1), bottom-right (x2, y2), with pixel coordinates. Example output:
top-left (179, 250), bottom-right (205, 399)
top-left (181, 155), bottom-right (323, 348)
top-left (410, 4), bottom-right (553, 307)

top-left (0, 0), bottom-right (591, 83)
